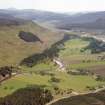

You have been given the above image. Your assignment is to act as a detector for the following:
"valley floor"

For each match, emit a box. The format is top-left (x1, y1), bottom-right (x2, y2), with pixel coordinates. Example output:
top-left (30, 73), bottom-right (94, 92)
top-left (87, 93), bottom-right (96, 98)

top-left (0, 34), bottom-right (105, 98)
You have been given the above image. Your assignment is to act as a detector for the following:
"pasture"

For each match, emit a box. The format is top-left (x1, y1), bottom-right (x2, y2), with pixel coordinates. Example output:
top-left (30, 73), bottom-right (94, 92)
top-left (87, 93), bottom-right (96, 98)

top-left (0, 63), bottom-right (105, 97)
top-left (59, 37), bottom-right (105, 75)
top-left (0, 35), bottom-right (105, 98)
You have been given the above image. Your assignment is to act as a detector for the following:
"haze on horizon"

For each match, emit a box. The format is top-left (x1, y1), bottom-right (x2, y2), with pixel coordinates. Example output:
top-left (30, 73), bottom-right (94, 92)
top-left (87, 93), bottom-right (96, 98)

top-left (0, 0), bottom-right (105, 13)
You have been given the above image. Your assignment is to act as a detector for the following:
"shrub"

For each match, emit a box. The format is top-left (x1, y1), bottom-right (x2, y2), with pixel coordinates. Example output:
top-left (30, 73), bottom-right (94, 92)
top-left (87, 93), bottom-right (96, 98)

top-left (96, 75), bottom-right (105, 81)
top-left (50, 77), bottom-right (61, 83)
top-left (0, 86), bottom-right (53, 105)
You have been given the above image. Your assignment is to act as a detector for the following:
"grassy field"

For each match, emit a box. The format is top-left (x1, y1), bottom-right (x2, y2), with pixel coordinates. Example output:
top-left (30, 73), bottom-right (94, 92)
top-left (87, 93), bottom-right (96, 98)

top-left (0, 72), bottom-right (104, 97)
top-left (0, 63), bottom-right (105, 97)
top-left (0, 34), bottom-right (105, 98)
top-left (59, 37), bottom-right (105, 75)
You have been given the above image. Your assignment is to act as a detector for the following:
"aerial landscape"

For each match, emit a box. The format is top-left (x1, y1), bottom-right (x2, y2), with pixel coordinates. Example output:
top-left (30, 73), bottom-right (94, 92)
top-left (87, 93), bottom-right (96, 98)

top-left (0, 0), bottom-right (105, 105)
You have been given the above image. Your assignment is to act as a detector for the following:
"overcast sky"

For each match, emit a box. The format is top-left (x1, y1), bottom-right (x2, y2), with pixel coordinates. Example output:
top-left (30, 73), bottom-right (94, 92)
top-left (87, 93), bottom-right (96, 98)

top-left (0, 0), bottom-right (105, 12)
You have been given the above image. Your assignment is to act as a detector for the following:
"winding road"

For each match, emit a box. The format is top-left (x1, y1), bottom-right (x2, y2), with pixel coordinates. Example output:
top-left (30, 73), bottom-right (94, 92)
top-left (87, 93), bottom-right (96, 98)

top-left (46, 87), bottom-right (105, 105)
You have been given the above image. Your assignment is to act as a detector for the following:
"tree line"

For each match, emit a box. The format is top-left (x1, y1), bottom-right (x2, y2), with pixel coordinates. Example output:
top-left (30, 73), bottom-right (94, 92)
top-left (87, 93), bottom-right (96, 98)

top-left (20, 34), bottom-right (78, 67)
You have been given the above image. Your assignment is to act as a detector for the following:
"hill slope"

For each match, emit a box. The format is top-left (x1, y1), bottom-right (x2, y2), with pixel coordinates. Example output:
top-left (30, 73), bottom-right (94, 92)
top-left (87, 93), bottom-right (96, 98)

top-left (0, 16), bottom-right (63, 67)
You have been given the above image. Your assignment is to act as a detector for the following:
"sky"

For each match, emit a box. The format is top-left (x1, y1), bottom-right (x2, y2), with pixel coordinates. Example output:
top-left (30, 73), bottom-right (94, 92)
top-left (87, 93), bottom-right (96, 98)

top-left (0, 0), bottom-right (105, 13)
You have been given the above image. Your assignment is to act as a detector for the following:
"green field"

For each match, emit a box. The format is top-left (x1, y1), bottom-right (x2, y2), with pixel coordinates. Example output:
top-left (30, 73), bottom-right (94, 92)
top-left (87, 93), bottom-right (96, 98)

top-left (59, 37), bottom-right (105, 72)
top-left (0, 62), bottom-right (105, 97)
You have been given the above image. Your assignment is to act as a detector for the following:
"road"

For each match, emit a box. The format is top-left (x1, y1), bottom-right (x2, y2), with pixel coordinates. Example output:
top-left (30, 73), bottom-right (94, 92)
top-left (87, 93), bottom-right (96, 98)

top-left (46, 87), bottom-right (105, 105)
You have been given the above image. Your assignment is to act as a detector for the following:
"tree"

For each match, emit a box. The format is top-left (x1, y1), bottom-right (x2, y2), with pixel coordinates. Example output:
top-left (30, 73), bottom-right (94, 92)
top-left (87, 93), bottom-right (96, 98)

top-left (0, 86), bottom-right (53, 105)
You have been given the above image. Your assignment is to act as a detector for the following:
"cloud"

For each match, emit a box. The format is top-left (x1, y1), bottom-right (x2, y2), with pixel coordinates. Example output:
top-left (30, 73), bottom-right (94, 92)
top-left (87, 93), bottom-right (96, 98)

top-left (0, 0), bottom-right (105, 12)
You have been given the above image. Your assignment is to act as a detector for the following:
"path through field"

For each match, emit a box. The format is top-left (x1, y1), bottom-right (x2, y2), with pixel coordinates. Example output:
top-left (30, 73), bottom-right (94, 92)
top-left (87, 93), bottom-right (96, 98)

top-left (46, 87), bottom-right (105, 105)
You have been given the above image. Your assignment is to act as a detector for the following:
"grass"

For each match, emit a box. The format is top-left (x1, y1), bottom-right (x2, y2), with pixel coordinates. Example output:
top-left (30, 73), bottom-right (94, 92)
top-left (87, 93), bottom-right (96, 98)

top-left (70, 61), bottom-right (105, 69)
top-left (0, 74), bottom-right (51, 97)
top-left (59, 38), bottom-right (90, 56)
top-left (0, 62), bottom-right (105, 97)
top-left (0, 34), bottom-right (105, 98)
top-left (0, 22), bottom-right (62, 67)
top-left (0, 69), bottom-right (104, 97)
top-left (54, 71), bottom-right (105, 91)
top-left (59, 38), bottom-right (105, 70)
top-left (0, 21), bottom-right (63, 97)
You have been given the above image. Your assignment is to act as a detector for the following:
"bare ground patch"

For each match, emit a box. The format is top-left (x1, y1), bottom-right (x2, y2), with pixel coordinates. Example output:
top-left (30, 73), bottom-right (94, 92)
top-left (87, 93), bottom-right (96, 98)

top-left (87, 65), bottom-right (105, 76)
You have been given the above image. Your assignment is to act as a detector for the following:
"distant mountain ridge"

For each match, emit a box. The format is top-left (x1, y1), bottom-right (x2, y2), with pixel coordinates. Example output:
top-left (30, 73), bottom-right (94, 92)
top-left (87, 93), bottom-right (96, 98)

top-left (56, 12), bottom-right (105, 30)
top-left (0, 9), bottom-right (69, 21)
top-left (0, 9), bottom-right (105, 29)
top-left (0, 12), bottom-right (28, 26)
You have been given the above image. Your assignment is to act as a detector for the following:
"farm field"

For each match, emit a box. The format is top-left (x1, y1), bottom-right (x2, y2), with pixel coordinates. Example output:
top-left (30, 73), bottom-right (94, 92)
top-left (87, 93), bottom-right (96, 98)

top-left (59, 37), bottom-right (105, 75)
top-left (0, 65), bottom-right (104, 97)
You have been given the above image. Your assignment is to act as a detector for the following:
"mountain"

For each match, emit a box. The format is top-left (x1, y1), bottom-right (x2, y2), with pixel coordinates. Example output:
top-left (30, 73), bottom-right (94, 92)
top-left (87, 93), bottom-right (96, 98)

top-left (0, 13), bottom-right (63, 67)
top-left (0, 9), bottom-right (70, 22)
top-left (57, 18), bottom-right (105, 30)
top-left (0, 9), bottom-right (105, 66)
top-left (0, 12), bottom-right (28, 26)
top-left (61, 11), bottom-right (105, 23)
top-left (55, 11), bottom-right (105, 30)
top-left (1, 9), bottom-right (105, 30)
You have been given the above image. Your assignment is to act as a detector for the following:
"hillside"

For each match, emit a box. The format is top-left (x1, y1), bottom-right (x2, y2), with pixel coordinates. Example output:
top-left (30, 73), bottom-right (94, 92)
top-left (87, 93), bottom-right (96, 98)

top-left (0, 9), bottom-right (105, 104)
top-left (0, 16), bottom-right (63, 67)
top-left (0, 12), bottom-right (29, 25)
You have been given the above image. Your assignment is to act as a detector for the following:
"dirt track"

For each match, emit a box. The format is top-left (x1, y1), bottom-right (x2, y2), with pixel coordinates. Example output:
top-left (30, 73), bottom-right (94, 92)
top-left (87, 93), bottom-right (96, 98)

top-left (46, 87), bottom-right (105, 105)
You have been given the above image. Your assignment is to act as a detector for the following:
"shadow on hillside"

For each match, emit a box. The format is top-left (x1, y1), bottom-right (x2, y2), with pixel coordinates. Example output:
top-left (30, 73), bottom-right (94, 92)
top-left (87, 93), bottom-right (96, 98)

top-left (18, 31), bottom-right (43, 43)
